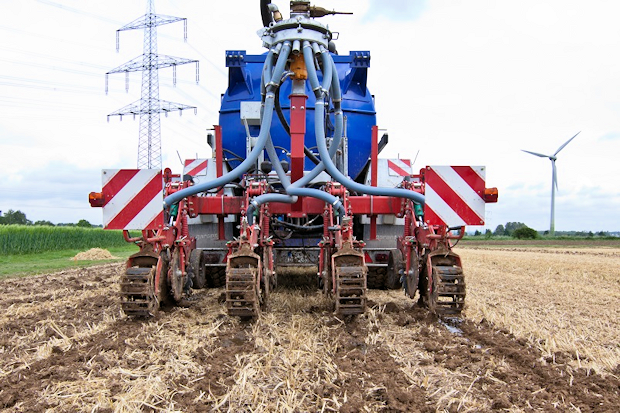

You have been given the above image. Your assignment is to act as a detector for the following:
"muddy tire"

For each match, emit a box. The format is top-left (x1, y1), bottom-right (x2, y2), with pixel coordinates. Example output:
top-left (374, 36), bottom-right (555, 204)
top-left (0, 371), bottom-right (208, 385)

top-left (189, 250), bottom-right (206, 289)
top-left (367, 267), bottom-right (387, 289)
top-left (386, 250), bottom-right (403, 290)
top-left (207, 266), bottom-right (226, 288)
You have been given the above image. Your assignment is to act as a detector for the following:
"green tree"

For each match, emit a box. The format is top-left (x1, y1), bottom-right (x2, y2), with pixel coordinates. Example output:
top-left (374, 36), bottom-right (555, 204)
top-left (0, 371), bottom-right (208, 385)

top-left (485, 229), bottom-right (492, 239)
top-left (0, 209), bottom-right (31, 225)
top-left (474, 230), bottom-right (482, 236)
top-left (34, 220), bottom-right (55, 226)
top-left (494, 224), bottom-right (505, 236)
top-left (76, 219), bottom-right (92, 228)
top-left (513, 226), bottom-right (539, 239)
top-left (504, 222), bottom-right (526, 236)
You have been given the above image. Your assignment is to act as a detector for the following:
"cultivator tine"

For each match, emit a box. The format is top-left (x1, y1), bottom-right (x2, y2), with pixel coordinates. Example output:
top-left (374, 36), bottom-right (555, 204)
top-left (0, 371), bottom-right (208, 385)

top-left (120, 267), bottom-right (157, 317)
top-left (226, 267), bottom-right (259, 317)
top-left (335, 265), bottom-right (367, 316)
top-left (433, 265), bottom-right (466, 316)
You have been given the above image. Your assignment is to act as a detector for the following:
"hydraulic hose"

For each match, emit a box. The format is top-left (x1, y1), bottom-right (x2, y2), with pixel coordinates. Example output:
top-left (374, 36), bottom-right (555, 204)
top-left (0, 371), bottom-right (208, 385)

top-left (246, 42), bottom-right (346, 223)
top-left (306, 45), bottom-right (426, 206)
top-left (247, 134), bottom-right (346, 224)
top-left (260, 0), bottom-right (273, 27)
top-left (164, 43), bottom-right (292, 207)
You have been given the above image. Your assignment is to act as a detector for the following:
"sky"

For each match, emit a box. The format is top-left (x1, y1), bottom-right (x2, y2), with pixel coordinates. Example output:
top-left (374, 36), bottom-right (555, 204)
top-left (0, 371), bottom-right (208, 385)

top-left (1, 0), bottom-right (619, 232)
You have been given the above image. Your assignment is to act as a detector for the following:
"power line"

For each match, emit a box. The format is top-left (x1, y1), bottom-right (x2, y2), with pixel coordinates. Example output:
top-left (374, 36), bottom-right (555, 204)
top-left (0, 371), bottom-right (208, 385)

top-left (33, 0), bottom-right (125, 25)
top-left (106, 0), bottom-right (199, 169)
top-left (0, 24), bottom-right (112, 53)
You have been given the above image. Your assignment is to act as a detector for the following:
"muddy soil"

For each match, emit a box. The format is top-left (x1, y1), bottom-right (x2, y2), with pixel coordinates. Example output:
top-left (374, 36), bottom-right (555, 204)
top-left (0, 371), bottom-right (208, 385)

top-left (0, 263), bottom-right (618, 412)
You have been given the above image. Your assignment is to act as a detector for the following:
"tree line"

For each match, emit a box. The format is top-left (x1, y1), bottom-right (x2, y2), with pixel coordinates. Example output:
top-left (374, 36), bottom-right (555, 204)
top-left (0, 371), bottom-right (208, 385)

top-left (472, 221), bottom-right (614, 239)
top-left (0, 209), bottom-right (94, 228)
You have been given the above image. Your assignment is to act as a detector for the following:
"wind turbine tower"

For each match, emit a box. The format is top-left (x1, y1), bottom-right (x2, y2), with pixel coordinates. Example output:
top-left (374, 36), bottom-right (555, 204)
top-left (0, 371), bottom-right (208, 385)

top-left (521, 132), bottom-right (580, 236)
top-left (105, 0), bottom-right (199, 169)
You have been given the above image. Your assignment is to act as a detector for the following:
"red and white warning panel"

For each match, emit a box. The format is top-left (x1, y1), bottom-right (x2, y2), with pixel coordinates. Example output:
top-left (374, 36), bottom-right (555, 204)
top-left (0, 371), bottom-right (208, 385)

top-left (364, 159), bottom-right (413, 188)
top-left (101, 169), bottom-right (164, 230)
top-left (424, 166), bottom-right (486, 227)
top-left (183, 159), bottom-right (208, 177)
top-left (387, 159), bottom-right (412, 177)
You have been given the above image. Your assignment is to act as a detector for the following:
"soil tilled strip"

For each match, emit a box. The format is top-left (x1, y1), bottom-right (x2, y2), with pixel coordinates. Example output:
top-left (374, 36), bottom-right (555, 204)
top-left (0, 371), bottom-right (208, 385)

top-left (0, 318), bottom-right (134, 411)
top-left (185, 292), bottom-right (341, 412)
top-left (0, 265), bottom-right (120, 323)
top-left (0, 286), bottom-right (119, 333)
top-left (456, 320), bottom-right (620, 412)
top-left (1, 263), bottom-right (120, 296)
top-left (41, 291), bottom-right (229, 412)
top-left (326, 309), bottom-right (433, 413)
top-left (355, 293), bottom-right (620, 412)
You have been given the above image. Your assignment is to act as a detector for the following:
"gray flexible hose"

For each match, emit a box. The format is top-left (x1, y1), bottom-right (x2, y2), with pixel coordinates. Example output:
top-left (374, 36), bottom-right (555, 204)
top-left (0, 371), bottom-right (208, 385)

top-left (307, 46), bottom-right (426, 206)
top-left (247, 39), bottom-right (347, 223)
top-left (163, 43), bottom-right (292, 207)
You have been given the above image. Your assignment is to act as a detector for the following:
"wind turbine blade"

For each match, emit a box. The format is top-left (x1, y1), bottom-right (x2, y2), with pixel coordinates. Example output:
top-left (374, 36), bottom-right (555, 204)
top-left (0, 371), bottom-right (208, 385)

top-left (552, 160), bottom-right (558, 191)
top-left (521, 149), bottom-right (549, 158)
top-left (554, 131), bottom-right (581, 156)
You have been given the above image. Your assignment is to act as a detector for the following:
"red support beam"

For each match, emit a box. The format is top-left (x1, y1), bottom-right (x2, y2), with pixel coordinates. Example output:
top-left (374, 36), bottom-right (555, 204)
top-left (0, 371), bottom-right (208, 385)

top-left (214, 125), bottom-right (225, 240)
top-left (290, 94), bottom-right (307, 211)
top-left (189, 195), bottom-right (405, 217)
top-left (370, 125), bottom-right (379, 240)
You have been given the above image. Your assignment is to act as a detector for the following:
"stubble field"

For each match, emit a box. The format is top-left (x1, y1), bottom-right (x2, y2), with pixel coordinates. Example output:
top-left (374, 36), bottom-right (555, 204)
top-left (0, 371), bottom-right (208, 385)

top-left (1, 244), bottom-right (619, 412)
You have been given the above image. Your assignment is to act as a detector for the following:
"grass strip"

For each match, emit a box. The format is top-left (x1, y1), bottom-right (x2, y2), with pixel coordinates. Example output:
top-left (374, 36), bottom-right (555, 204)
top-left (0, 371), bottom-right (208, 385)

top-left (0, 245), bottom-right (137, 279)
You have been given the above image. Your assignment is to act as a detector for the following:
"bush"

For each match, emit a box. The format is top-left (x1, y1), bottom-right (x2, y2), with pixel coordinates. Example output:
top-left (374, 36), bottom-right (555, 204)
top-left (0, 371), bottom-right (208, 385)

top-left (513, 226), bottom-right (539, 239)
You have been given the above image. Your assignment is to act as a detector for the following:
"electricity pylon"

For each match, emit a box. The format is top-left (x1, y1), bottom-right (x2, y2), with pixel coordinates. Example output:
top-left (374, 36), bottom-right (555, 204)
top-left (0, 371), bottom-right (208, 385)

top-left (105, 0), bottom-right (199, 169)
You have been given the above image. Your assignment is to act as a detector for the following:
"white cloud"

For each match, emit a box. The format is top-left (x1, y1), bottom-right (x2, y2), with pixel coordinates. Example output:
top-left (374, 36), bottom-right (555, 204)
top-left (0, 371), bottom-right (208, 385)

top-left (0, 0), bottom-right (619, 230)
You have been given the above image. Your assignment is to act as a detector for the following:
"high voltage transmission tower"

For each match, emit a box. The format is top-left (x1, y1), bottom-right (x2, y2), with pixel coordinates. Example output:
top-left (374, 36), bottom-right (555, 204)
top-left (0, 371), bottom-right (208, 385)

top-left (105, 0), bottom-right (199, 169)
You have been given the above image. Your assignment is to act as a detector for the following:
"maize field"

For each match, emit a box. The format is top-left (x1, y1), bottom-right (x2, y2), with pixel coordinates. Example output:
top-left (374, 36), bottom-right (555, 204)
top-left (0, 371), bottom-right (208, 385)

top-left (0, 225), bottom-right (127, 255)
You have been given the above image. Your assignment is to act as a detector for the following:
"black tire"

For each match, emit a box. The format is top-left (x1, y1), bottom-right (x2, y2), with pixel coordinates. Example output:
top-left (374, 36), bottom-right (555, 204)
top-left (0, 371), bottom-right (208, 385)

top-left (157, 252), bottom-right (173, 307)
top-left (207, 266), bottom-right (226, 288)
top-left (367, 267), bottom-right (387, 289)
top-left (189, 249), bottom-right (206, 289)
top-left (386, 249), bottom-right (404, 290)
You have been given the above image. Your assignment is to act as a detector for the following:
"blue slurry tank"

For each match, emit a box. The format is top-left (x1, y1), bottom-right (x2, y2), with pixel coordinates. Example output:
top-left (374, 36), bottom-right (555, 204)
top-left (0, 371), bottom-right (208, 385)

top-left (219, 50), bottom-right (375, 180)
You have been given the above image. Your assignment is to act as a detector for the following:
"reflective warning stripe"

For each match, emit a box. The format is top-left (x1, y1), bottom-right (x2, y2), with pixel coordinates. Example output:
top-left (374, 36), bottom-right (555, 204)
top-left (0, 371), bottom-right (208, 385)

top-left (183, 159), bottom-right (208, 176)
top-left (387, 159), bottom-right (411, 176)
top-left (102, 169), bottom-right (163, 230)
top-left (424, 166), bottom-right (485, 227)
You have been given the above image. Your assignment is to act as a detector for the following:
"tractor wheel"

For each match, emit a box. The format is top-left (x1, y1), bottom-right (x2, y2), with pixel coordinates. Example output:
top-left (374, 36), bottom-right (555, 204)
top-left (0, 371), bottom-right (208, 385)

top-left (386, 249), bottom-right (403, 290)
top-left (189, 249), bottom-right (206, 289)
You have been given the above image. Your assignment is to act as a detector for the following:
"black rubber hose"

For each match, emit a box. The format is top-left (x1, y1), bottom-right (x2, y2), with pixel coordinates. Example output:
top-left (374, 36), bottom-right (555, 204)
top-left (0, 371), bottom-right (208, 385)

top-left (274, 85), bottom-right (321, 165)
top-left (260, 0), bottom-right (273, 27)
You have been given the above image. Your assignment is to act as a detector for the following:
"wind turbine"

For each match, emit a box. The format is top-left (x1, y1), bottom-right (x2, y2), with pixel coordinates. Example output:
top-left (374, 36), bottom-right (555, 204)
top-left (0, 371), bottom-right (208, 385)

top-left (521, 131), bottom-right (580, 236)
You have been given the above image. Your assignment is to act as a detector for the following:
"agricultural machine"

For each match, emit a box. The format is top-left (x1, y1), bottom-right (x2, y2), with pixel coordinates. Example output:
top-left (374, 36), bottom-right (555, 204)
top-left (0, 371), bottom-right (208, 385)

top-left (90, 1), bottom-right (498, 318)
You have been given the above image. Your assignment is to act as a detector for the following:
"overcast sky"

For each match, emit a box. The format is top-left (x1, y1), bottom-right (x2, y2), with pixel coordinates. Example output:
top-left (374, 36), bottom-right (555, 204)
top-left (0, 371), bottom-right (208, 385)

top-left (1, 0), bottom-right (619, 232)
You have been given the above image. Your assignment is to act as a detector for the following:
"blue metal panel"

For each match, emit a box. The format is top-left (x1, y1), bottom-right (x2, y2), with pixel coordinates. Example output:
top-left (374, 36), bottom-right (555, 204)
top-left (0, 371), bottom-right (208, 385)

top-left (219, 51), bottom-right (376, 179)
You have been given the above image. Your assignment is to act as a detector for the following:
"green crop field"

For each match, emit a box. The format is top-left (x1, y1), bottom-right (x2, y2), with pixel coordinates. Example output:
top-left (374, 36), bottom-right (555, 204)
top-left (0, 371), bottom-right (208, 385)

top-left (0, 225), bottom-right (129, 255)
top-left (0, 225), bottom-right (137, 277)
